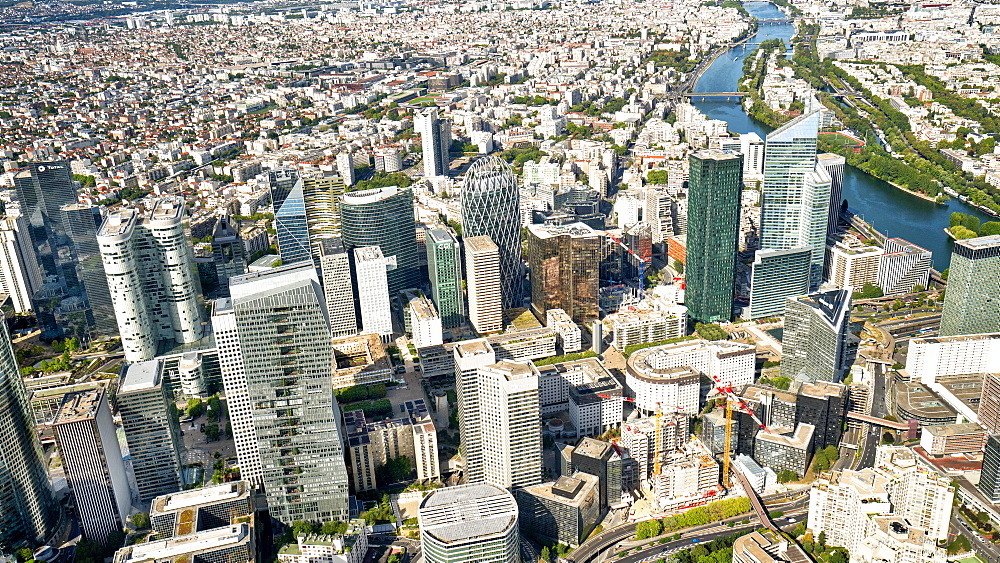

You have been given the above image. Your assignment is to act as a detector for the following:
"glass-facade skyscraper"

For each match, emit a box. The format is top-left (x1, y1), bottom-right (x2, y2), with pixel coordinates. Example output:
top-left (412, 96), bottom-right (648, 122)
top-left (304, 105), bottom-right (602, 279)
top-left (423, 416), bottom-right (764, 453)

top-left (940, 234), bottom-right (1000, 336)
top-left (63, 204), bottom-right (116, 337)
top-left (340, 186), bottom-right (419, 294)
top-left (526, 223), bottom-right (605, 324)
top-left (216, 263), bottom-right (349, 523)
top-left (780, 288), bottom-right (851, 383)
top-left (425, 228), bottom-right (465, 329)
top-left (748, 247), bottom-right (812, 319)
top-left (980, 434), bottom-right (1000, 503)
top-left (302, 174), bottom-right (346, 244)
top-left (686, 150), bottom-right (743, 324)
top-left (462, 157), bottom-right (523, 310)
top-left (0, 321), bottom-right (57, 546)
top-left (274, 178), bottom-right (312, 266)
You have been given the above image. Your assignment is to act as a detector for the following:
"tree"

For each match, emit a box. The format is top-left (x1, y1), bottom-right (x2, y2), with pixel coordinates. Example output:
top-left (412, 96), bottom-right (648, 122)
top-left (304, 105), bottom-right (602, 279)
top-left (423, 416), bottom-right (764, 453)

top-left (950, 211), bottom-right (965, 228)
top-left (540, 546), bottom-right (551, 562)
top-left (647, 170), bottom-right (670, 184)
top-left (321, 521), bottom-right (348, 535)
top-left (776, 469), bottom-right (797, 483)
top-left (133, 512), bottom-right (151, 529)
top-left (186, 398), bottom-right (204, 418)
top-left (852, 282), bottom-right (883, 300)
top-left (635, 519), bottom-right (664, 540)
top-left (817, 530), bottom-right (827, 548)
top-left (672, 259), bottom-right (684, 274)
top-left (829, 549), bottom-right (849, 563)
top-left (981, 221), bottom-right (1000, 236)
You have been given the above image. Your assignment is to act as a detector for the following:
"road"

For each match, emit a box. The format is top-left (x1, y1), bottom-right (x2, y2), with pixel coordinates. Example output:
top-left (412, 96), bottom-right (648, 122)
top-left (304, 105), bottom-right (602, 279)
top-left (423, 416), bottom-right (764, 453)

top-left (951, 513), bottom-right (1000, 563)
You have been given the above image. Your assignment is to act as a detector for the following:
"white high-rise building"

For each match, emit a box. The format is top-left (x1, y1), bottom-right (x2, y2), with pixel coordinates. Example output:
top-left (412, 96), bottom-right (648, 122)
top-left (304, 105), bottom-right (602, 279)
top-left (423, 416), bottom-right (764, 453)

top-left (454, 339), bottom-right (497, 485)
top-left (852, 516), bottom-right (947, 563)
top-left (318, 238), bottom-right (357, 338)
top-left (739, 132), bottom-right (765, 178)
top-left (354, 246), bottom-right (393, 341)
top-left (98, 197), bottom-right (204, 362)
top-left (336, 152), bottom-right (356, 187)
top-left (465, 235), bottom-right (503, 334)
top-left (827, 238), bottom-right (882, 290)
top-left (408, 294), bottom-right (443, 348)
top-left (874, 447), bottom-right (954, 541)
top-left (212, 263), bottom-right (349, 524)
top-left (905, 333), bottom-right (1000, 385)
top-left (0, 213), bottom-right (42, 313)
top-left (477, 360), bottom-right (542, 489)
top-left (877, 238), bottom-right (932, 295)
top-left (416, 108), bottom-right (450, 178)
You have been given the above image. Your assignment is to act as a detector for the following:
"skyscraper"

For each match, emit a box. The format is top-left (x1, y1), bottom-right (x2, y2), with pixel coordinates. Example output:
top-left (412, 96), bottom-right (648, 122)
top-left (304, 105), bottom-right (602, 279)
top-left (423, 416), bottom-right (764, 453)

top-left (877, 238), bottom-right (932, 296)
top-left (117, 359), bottom-right (184, 503)
top-left (760, 111), bottom-right (828, 288)
top-left (340, 187), bottom-right (419, 294)
top-left (477, 360), bottom-right (542, 489)
top-left (318, 238), bottom-right (357, 338)
top-left (417, 107), bottom-right (451, 178)
top-left (979, 434), bottom-right (1000, 502)
top-left (685, 150), bottom-right (743, 324)
top-left (98, 198), bottom-right (204, 362)
top-left (0, 213), bottom-right (42, 313)
top-left (454, 339), bottom-right (497, 484)
top-left (301, 174), bottom-right (346, 246)
top-left (336, 153), bottom-right (356, 187)
top-left (462, 157), bottom-right (523, 310)
top-left (817, 153), bottom-right (846, 235)
top-left (63, 204), bottom-right (117, 337)
top-left (214, 263), bottom-right (349, 523)
top-left (780, 289), bottom-right (852, 383)
top-left (0, 320), bottom-right (57, 546)
top-left (53, 386), bottom-right (130, 546)
top-left (274, 178), bottom-right (312, 266)
top-left (354, 246), bottom-right (393, 341)
top-left (425, 228), bottom-right (464, 329)
top-left (526, 223), bottom-right (604, 324)
top-left (748, 247), bottom-right (812, 319)
top-left (210, 215), bottom-right (247, 298)
top-left (465, 236), bottom-right (503, 334)
top-left (940, 234), bottom-right (1000, 336)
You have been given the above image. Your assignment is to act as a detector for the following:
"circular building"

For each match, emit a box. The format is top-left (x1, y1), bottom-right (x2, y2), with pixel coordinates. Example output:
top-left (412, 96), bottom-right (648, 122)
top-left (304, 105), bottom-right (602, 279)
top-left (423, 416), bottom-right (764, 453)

top-left (625, 346), bottom-right (701, 416)
top-left (418, 483), bottom-right (519, 563)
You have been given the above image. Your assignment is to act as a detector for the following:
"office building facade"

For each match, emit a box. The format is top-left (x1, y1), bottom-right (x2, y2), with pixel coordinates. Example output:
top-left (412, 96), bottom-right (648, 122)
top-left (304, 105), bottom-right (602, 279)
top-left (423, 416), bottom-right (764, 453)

top-left (215, 264), bottom-right (349, 523)
top-left (940, 235), bottom-right (1000, 336)
top-left (462, 156), bottom-right (523, 310)
top-left (417, 107), bottom-right (451, 178)
top-left (274, 177), bottom-right (312, 265)
top-left (425, 229), bottom-right (464, 329)
top-left (685, 150), bottom-right (743, 323)
top-left (526, 222), bottom-right (605, 324)
top-left (0, 213), bottom-right (42, 313)
top-left (418, 484), bottom-right (519, 563)
top-left (465, 236), bottom-right (503, 334)
top-left (302, 174), bottom-right (346, 246)
top-left (478, 360), bottom-right (543, 489)
top-left (980, 434), bottom-right (1000, 502)
top-left (780, 289), bottom-right (851, 383)
top-left (318, 238), bottom-right (358, 338)
top-left (747, 247), bottom-right (812, 319)
top-left (340, 186), bottom-right (419, 294)
top-left (210, 215), bottom-right (247, 298)
top-left (817, 152), bottom-right (845, 235)
top-left (454, 339), bottom-right (496, 484)
top-left (354, 246), bottom-right (393, 341)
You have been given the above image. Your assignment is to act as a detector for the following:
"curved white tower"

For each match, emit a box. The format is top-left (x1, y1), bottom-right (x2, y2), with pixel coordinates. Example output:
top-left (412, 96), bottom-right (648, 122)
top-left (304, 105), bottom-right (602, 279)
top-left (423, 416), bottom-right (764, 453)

top-left (98, 210), bottom-right (156, 362)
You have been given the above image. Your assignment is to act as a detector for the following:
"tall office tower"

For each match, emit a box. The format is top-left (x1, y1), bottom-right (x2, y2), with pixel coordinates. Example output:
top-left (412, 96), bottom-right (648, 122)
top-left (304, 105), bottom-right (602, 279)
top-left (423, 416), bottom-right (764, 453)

top-left (354, 246), bottom-right (393, 341)
top-left (686, 150), bottom-right (743, 324)
top-left (0, 213), bottom-right (42, 313)
top-left (268, 168), bottom-right (300, 213)
top-left (210, 215), bottom-right (246, 298)
top-left (760, 111), bottom-right (828, 288)
top-left (340, 187), bottom-right (419, 294)
top-left (318, 239), bottom-right (357, 338)
top-left (454, 339), bottom-right (496, 484)
top-left (418, 484), bottom-right (520, 563)
top-left (980, 434), bottom-right (1000, 502)
top-left (462, 157), bottom-right (523, 310)
top-left (216, 264), bottom-right (349, 523)
top-left (465, 236), bottom-right (504, 334)
top-left (425, 229), bottom-right (465, 329)
top-left (63, 204), bottom-right (117, 337)
top-left (274, 177), bottom-right (312, 265)
top-left (526, 223), bottom-right (604, 324)
top-left (336, 153), bottom-right (356, 187)
top-left (417, 107), bottom-right (451, 178)
top-left (817, 153), bottom-right (846, 235)
top-left (0, 321), bottom-right (57, 546)
top-left (476, 360), bottom-right (542, 489)
top-left (739, 132), bottom-right (765, 177)
top-left (12, 160), bottom-right (78, 278)
top-left (98, 198), bottom-right (205, 362)
top-left (53, 386), bottom-right (130, 545)
top-left (877, 238), bottom-right (932, 295)
top-left (117, 359), bottom-right (184, 503)
top-left (780, 289), bottom-right (851, 383)
top-left (940, 234), bottom-right (1000, 336)
top-left (302, 174), bottom-right (346, 245)
top-left (748, 247), bottom-right (812, 319)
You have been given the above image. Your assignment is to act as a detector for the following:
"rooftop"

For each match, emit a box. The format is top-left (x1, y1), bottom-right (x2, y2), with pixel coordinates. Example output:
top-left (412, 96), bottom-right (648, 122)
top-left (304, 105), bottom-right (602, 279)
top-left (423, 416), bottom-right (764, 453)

top-left (53, 387), bottom-right (105, 425)
top-left (152, 481), bottom-right (248, 515)
top-left (115, 524), bottom-right (250, 563)
top-left (464, 235), bottom-right (499, 254)
top-left (418, 483), bottom-right (518, 544)
top-left (119, 359), bottom-right (163, 393)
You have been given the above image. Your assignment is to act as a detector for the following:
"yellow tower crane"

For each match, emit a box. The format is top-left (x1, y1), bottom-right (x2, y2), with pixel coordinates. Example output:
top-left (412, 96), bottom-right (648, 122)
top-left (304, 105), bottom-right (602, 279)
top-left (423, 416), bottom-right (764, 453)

top-left (722, 397), bottom-right (734, 488)
top-left (653, 403), bottom-right (664, 476)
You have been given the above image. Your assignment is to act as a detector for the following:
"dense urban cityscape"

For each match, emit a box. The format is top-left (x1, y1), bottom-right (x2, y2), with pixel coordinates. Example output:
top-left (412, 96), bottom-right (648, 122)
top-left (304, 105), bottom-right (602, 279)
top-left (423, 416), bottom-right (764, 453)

top-left (2, 0), bottom-right (1000, 562)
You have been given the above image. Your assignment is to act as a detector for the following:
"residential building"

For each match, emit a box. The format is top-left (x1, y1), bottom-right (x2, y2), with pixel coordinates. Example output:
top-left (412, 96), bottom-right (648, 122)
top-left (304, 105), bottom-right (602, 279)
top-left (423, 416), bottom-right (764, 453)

top-left (476, 360), bottom-right (542, 489)
top-left (213, 264), bottom-right (349, 523)
top-left (462, 156), bottom-right (523, 310)
top-left (905, 333), bottom-right (1000, 385)
top-left (940, 234), bottom-right (1000, 336)
top-left (526, 222), bottom-right (606, 324)
top-left (852, 517), bottom-right (947, 563)
top-left (685, 150), bottom-right (743, 323)
top-left (874, 447), bottom-right (954, 541)
top-left (340, 186), bottom-right (419, 294)
top-left (278, 520), bottom-right (369, 563)
top-left (747, 247), bottom-right (812, 319)
top-left (98, 197), bottom-right (205, 362)
top-left (417, 107), bottom-right (450, 178)
top-left (606, 300), bottom-right (687, 351)
top-left (514, 473), bottom-right (601, 546)
top-left (817, 153), bottom-right (845, 236)
top-left (149, 481), bottom-right (254, 540)
top-left (0, 213), bottom-right (42, 313)
top-left (53, 386), bottom-right (130, 545)
top-left (210, 214), bottom-right (247, 297)
top-left (116, 359), bottom-right (183, 502)
top-left (488, 326), bottom-right (557, 361)
top-left (546, 308), bottom-right (582, 353)
top-left (739, 132), bottom-right (765, 177)
top-left (407, 294), bottom-right (443, 348)
top-left (454, 339), bottom-right (496, 485)
top-left (780, 289), bottom-right (852, 383)
top-left (877, 238), bottom-right (932, 295)
top-left (425, 228), bottom-right (464, 329)
top-left (318, 238), bottom-right (358, 338)
top-left (374, 146), bottom-right (404, 173)
top-left (354, 246), bottom-right (393, 341)
top-left (465, 236), bottom-right (503, 334)
top-left (827, 238), bottom-right (881, 290)
top-left (418, 483), bottom-right (519, 563)
top-left (336, 153), bottom-right (356, 187)
top-left (980, 373), bottom-right (1000, 434)
top-left (345, 406), bottom-right (439, 491)
top-left (919, 423), bottom-right (987, 455)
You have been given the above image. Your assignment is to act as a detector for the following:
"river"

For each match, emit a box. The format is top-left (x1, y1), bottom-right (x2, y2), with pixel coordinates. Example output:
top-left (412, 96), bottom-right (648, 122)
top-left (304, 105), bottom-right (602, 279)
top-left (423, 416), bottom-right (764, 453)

top-left (691, 0), bottom-right (993, 268)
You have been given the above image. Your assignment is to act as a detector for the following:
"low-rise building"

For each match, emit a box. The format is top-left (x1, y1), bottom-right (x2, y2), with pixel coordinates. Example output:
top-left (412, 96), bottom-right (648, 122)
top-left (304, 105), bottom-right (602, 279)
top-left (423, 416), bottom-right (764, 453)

top-left (277, 520), bottom-right (369, 563)
top-left (919, 422), bottom-right (987, 456)
top-left (605, 301), bottom-right (687, 351)
top-left (331, 334), bottom-right (392, 389)
top-left (546, 309), bottom-right (582, 353)
top-left (345, 404), bottom-right (440, 491)
top-left (114, 524), bottom-right (255, 563)
top-left (851, 516), bottom-right (947, 563)
top-left (753, 423), bottom-right (814, 477)
top-left (733, 529), bottom-right (811, 563)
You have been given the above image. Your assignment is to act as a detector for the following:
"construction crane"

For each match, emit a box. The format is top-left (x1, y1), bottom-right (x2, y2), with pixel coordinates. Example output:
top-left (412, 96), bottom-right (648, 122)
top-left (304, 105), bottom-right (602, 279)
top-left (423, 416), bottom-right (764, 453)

top-left (706, 374), bottom-right (771, 488)
top-left (598, 394), bottom-right (686, 479)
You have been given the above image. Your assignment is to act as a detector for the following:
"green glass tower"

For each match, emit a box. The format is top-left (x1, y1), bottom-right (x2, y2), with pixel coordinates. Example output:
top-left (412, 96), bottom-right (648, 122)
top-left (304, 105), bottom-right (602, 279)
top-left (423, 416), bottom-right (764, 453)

top-left (940, 234), bottom-right (1000, 336)
top-left (686, 150), bottom-right (743, 323)
top-left (340, 187), bottom-right (419, 294)
top-left (425, 228), bottom-right (464, 329)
